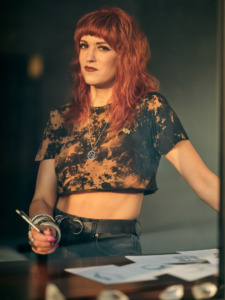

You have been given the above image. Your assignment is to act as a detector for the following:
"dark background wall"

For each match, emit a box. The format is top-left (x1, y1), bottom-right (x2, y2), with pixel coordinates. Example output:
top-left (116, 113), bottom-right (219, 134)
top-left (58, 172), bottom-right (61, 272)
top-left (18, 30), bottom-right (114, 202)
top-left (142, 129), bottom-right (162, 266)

top-left (0, 0), bottom-right (219, 253)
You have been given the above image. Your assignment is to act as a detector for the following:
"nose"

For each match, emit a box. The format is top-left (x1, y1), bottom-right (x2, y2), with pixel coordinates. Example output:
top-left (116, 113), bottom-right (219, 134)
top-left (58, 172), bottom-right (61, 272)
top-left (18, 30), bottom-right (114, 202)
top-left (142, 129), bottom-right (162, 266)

top-left (85, 47), bottom-right (96, 62)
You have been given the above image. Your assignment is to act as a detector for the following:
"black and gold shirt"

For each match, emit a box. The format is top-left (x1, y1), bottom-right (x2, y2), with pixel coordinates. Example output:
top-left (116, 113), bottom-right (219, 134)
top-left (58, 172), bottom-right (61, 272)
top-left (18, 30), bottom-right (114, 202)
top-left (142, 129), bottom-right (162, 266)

top-left (35, 93), bottom-right (188, 196)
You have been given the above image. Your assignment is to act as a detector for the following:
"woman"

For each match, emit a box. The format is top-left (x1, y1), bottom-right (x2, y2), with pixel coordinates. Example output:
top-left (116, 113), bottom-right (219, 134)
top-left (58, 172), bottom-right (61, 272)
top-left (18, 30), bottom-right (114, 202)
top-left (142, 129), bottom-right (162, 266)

top-left (28, 7), bottom-right (219, 258)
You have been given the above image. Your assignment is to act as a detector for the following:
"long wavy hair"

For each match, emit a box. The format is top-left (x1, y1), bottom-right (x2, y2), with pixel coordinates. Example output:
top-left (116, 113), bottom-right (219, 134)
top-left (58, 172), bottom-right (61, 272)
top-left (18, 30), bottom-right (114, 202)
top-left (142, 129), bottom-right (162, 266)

top-left (67, 6), bottom-right (159, 134)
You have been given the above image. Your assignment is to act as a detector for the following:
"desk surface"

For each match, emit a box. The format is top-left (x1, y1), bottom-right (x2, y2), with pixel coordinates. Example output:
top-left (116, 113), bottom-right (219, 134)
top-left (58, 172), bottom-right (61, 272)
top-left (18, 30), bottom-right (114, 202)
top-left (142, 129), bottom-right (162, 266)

top-left (0, 256), bottom-right (218, 300)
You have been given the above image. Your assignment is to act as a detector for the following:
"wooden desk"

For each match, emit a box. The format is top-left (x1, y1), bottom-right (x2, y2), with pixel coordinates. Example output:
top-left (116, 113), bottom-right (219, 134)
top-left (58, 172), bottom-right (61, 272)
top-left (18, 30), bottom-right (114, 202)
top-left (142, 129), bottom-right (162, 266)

top-left (0, 256), bottom-right (218, 300)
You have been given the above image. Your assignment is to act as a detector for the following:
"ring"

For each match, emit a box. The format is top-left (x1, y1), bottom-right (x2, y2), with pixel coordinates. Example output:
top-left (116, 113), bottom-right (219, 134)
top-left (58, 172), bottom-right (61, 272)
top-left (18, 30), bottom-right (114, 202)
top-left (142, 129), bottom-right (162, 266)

top-left (29, 238), bottom-right (35, 249)
top-left (28, 231), bottom-right (35, 248)
top-left (29, 239), bottom-right (34, 247)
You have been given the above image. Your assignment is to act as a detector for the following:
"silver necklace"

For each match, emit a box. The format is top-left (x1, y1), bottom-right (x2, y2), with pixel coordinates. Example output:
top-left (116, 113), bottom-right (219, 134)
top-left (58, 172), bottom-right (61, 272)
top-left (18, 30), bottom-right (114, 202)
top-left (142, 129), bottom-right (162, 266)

top-left (87, 108), bottom-right (108, 160)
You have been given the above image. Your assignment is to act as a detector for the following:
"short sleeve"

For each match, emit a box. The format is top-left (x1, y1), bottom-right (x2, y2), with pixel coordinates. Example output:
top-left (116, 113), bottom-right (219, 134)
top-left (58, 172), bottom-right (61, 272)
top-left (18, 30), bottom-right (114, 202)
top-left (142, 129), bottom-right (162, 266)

top-left (150, 93), bottom-right (189, 155)
top-left (35, 109), bottom-right (66, 161)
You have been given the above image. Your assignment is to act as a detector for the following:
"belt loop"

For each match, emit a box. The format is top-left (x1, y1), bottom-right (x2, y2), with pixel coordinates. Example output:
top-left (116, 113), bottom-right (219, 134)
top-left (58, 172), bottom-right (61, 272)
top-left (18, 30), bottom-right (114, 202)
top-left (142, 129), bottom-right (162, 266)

top-left (90, 221), bottom-right (98, 239)
top-left (135, 219), bottom-right (142, 236)
top-left (54, 215), bottom-right (66, 226)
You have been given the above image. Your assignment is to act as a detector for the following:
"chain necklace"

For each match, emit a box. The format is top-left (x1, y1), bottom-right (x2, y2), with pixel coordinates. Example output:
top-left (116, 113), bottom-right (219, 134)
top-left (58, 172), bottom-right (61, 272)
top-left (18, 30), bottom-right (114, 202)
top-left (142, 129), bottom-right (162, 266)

top-left (87, 107), bottom-right (108, 160)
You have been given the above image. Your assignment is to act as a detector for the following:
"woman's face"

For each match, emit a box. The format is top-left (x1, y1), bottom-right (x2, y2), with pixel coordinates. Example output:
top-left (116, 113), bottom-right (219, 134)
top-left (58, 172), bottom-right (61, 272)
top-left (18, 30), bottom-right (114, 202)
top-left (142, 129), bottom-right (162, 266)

top-left (79, 35), bottom-right (117, 89)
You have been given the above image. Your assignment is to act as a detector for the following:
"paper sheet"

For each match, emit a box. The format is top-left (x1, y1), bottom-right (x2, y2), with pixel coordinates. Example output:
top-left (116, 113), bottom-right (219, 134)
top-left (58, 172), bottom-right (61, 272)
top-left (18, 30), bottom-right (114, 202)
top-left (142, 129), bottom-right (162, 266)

top-left (117, 262), bottom-right (172, 283)
top-left (65, 265), bottom-right (123, 284)
top-left (166, 263), bottom-right (218, 282)
top-left (125, 253), bottom-right (206, 265)
top-left (177, 248), bottom-right (218, 258)
top-left (177, 249), bottom-right (219, 265)
top-left (65, 248), bottom-right (219, 285)
top-left (65, 263), bottom-right (169, 284)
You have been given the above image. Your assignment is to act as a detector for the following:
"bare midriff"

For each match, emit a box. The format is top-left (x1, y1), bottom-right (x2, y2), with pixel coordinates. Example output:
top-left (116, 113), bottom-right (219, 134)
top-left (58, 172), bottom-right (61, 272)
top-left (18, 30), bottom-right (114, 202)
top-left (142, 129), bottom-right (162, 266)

top-left (56, 192), bottom-right (144, 220)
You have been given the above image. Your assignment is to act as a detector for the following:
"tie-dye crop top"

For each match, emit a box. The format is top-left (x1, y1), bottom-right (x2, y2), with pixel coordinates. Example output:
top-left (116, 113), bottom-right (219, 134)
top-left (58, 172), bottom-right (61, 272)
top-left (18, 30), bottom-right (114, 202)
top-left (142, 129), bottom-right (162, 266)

top-left (35, 93), bottom-right (188, 196)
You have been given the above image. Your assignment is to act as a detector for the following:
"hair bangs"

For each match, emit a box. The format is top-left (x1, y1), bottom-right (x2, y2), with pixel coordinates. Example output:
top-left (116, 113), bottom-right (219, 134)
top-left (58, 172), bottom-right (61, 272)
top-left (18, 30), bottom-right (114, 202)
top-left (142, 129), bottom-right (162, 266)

top-left (74, 11), bottom-right (120, 52)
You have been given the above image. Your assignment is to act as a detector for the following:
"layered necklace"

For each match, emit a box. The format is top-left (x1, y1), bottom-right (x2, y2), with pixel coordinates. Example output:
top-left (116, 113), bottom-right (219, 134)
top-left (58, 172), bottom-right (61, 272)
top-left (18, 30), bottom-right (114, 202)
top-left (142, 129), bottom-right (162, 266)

top-left (87, 107), bottom-right (108, 160)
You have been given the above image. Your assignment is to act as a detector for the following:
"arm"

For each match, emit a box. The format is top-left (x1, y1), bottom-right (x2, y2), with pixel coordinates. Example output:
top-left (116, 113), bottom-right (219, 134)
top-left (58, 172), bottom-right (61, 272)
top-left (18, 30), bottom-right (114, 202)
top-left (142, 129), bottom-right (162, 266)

top-left (165, 140), bottom-right (220, 211)
top-left (29, 159), bottom-right (59, 254)
top-left (29, 159), bottom-right (57, 217)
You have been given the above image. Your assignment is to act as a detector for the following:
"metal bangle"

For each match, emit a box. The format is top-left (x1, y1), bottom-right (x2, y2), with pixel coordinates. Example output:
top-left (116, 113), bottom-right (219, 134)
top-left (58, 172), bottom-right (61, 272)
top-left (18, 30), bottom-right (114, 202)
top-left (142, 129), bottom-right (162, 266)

top-left (33, 216), bottom-right (54, 226)
top-left (31, 214), bottom-right (55, 224)
top-left (29, 217), bottom-right (48, 231)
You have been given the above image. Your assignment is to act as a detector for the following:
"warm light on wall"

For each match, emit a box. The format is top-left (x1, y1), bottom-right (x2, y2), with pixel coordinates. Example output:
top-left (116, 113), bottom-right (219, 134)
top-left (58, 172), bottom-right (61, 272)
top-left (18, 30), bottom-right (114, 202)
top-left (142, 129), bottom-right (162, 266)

top-left (27, 54), bottom-right (44, 78)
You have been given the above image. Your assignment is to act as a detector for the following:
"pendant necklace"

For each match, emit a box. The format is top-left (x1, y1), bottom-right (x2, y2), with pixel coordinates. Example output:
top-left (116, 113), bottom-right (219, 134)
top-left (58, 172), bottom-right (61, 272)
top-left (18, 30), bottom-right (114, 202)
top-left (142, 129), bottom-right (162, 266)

top-left (87, 107), bottom-right (108, 160)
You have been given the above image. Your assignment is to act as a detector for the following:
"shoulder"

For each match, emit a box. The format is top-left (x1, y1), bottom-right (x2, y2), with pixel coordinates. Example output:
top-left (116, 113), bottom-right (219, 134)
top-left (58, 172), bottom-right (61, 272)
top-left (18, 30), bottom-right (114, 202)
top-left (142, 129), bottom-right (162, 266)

top-left (138, 92), bottom-right (169, 113)
top-left (49, 103), bottom-right (71, 130)
top-left (141, 92), bottom-right (167, 106)
top-left (50, 102), bottom-right (71, 118)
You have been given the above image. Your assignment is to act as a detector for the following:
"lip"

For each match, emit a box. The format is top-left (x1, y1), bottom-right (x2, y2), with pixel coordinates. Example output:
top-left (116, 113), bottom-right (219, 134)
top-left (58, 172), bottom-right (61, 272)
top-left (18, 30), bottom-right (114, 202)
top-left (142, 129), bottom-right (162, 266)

top-left (84, 66), bottom-right (98, 72)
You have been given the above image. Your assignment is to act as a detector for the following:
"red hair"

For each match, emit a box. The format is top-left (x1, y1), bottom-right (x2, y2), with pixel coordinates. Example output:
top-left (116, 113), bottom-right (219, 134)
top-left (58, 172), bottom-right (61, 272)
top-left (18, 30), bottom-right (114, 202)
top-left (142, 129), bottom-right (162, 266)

top-left (67, 6), bottom-right (159, 133)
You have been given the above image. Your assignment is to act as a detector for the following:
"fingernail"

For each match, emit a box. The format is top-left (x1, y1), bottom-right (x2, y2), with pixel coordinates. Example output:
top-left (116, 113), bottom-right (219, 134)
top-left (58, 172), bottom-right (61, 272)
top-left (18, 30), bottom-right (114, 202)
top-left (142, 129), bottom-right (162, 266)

top-left (55, 244), bottom-right (59, 248)
top-left (48, 237), bottom-right (56, 242)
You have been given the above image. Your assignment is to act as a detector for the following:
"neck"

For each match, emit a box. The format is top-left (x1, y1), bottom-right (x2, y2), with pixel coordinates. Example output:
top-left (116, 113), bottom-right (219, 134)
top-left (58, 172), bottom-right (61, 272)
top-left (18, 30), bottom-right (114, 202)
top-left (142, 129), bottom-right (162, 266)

top-left (90, 86), bottom-right (113, 107)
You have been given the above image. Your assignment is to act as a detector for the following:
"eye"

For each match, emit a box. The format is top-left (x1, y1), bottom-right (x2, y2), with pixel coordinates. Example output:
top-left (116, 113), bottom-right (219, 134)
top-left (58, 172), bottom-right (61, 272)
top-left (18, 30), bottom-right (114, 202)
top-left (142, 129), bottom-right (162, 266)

top-left (79, 43), bottom-right (88, 49)
top-left (98, 46), bottom-right (110, 51)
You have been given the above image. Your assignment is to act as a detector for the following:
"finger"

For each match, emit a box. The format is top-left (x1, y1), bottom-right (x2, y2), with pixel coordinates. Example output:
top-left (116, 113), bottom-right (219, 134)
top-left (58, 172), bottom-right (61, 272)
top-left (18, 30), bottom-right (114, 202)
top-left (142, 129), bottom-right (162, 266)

top-left (42, 226), bottom-right (56, 237)
top-left (31, 230), bottom-right (56, 242)
top-left (33, 239), bottom-right (56, 249)
top-left (31, 226), bottom-right (56, 238)
top-left (32, 244), bottom-right (59, 255)
top-left (32, 247), bottom-right (54, 255)
top-left (43, 228), bottom-right (52, 236)
top-left (31, 239), bottom-right (55, 251)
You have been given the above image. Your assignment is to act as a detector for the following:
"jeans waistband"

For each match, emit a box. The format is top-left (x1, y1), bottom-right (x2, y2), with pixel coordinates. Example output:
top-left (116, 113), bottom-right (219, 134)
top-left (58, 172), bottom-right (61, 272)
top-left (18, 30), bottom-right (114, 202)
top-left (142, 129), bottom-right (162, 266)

top-left (54, 207), bottom-right (141, 236)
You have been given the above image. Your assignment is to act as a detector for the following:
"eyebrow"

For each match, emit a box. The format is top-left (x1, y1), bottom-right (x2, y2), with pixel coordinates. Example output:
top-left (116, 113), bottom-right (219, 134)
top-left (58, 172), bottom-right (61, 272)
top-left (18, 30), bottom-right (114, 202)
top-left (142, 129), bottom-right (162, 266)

top-left (80, 39), bottom-right (109, 45)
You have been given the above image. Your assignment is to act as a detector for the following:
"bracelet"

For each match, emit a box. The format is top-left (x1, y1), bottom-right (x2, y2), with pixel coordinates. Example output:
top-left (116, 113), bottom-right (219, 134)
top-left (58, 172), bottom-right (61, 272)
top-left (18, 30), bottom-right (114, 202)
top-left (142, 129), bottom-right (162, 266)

top-left (29, 214), bottom-right (61, 245)
top-left (31, 214), bottom-right (55, 224)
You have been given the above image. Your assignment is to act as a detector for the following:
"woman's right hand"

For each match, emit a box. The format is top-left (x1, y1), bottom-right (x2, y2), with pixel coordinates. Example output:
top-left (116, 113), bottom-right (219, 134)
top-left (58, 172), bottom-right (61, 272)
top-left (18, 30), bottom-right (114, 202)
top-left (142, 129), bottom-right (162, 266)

top-left (29, 227), bottom-right (59, 255)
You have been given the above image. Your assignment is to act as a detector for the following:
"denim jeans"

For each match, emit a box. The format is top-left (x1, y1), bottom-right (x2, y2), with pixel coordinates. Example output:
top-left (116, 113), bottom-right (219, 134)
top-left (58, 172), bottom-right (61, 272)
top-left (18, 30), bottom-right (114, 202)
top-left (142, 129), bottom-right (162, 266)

top-left (50, 208), bottom-right (142, 259)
